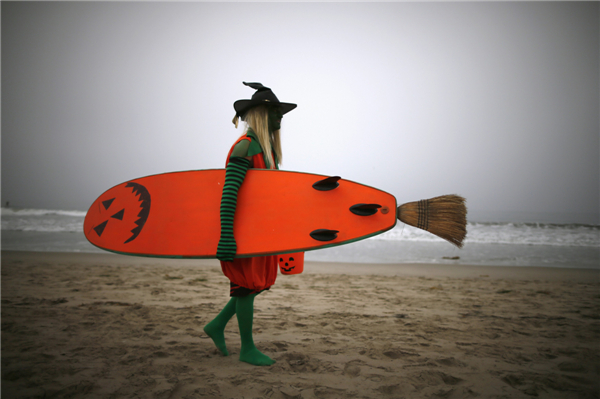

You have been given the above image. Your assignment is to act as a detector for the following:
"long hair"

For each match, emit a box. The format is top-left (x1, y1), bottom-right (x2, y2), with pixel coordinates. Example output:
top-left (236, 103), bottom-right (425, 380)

top-left (232, 105), bottom-right (281, 169)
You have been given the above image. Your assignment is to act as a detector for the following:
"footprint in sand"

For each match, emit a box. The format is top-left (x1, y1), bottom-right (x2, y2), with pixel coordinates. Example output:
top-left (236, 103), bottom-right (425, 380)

top-left (435, 357), bottom-right (467, 367)
top-left (383, 348), bottom-right (420, 359)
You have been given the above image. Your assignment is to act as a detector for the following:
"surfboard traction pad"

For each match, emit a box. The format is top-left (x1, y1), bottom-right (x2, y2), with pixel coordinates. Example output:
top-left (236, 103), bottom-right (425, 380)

top-left (84, 169), bottom-right (397, 259)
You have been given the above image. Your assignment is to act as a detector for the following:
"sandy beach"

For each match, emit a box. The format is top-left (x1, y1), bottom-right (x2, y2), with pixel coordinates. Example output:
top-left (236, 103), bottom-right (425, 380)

top-left (2, 250), bottom-right (599, 398)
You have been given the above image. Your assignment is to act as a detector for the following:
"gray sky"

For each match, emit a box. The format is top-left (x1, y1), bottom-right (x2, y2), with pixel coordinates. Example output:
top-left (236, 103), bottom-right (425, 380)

top-left (2, 1), bottom-right (599, 224)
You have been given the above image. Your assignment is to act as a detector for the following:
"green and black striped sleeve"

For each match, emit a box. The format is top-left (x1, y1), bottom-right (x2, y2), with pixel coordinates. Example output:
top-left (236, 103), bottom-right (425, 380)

top-left (216, 156), bottom-right (251, 261)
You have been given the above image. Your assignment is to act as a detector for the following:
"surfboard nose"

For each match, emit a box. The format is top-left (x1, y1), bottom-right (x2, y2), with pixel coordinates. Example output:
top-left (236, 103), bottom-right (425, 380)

top-left (84, 181), bottom-right (151, 248)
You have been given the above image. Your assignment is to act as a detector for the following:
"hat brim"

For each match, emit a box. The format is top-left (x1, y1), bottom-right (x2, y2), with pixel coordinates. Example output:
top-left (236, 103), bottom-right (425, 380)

top-left (234, 99), bottom-right (297, 117)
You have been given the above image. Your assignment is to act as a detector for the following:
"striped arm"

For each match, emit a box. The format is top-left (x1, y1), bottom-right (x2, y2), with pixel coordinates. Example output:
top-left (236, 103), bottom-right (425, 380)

top-left (216, 157), bottom-right (251, 261)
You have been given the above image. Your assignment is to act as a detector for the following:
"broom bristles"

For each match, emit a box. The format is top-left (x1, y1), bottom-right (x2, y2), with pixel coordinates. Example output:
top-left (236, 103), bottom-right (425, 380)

top-left (397, 195), bottom-right (467, 248)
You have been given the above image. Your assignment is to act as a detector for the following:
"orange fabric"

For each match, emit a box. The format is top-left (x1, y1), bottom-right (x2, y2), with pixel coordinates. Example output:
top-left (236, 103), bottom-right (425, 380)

top-left (220, 134), bottom-right (278, 293)
top-left (221, 256), bottom-right (279, 293)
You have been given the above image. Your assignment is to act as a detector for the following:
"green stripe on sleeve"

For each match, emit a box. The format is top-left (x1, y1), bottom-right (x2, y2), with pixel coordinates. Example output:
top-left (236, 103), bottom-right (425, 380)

top-left (216, 156), bottom-right (251, 261)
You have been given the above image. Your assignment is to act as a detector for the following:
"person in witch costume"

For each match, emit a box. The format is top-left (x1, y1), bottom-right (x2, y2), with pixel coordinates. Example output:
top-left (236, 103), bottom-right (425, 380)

top-left (203, 82), bottom-right (297, 366)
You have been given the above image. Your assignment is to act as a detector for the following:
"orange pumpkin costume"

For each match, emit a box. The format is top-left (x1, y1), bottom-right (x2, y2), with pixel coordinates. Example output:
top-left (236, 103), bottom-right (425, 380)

top-left (220, 131), bottom-right (279, 296)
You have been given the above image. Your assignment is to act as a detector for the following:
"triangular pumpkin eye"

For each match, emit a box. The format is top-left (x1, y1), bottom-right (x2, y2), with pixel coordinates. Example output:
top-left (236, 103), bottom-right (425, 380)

top-left (102, 198), bottom-right (115, 210)
top-left (111, 209), bottom-right (125, 220)
top-left (94, 220), bottom-right (108, 237)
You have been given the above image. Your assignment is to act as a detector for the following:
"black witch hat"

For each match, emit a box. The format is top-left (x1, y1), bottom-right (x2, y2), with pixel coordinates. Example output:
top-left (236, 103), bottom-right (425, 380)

top-left (233, 82), bottom-right (297, 119)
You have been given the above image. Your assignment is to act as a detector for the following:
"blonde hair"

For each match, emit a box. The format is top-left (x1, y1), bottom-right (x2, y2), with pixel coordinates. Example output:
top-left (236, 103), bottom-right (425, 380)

top-left (232, 105), bottom-right (282, 169)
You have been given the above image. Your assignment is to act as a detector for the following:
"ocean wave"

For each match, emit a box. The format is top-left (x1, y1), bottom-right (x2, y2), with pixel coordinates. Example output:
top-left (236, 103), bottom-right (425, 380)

top-left (1, 208), bottom-right (86, 217)
top-left (1, 208), bottom-right (85, 232)
top-left (372, 222), bottom-right (600, 248)
top-left (1, 220), bottom-right (84, 233)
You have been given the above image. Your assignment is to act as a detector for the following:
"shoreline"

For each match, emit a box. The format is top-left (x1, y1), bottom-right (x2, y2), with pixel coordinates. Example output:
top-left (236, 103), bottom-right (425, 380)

top-left (2, 250), bottom-right (599, 398)
top-left (2, 250), bottom-right (598, 282)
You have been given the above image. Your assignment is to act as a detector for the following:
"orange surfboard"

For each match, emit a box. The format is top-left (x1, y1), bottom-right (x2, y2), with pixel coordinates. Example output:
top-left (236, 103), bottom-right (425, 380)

top-left (84, 169), bottom-right (397, 258)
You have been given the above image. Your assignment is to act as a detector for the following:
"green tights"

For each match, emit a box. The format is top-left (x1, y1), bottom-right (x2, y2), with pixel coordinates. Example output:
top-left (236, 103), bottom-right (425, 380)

top-left (203, 294), bottom-right (275, 366)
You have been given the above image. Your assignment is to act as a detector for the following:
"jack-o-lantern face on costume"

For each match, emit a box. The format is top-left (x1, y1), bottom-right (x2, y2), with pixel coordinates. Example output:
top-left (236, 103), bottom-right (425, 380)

top-left (278, 252), bottom-right (304, 275)
top-left (86, 182), bottom-right (151, 246)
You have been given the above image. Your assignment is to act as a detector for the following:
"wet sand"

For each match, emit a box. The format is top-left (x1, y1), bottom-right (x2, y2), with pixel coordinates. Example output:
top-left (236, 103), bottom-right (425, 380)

top-left (2, 250), bottom-right (599, 398)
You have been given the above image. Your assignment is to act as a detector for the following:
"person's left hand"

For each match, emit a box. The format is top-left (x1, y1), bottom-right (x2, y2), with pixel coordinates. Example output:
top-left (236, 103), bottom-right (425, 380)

top-left (216, 234), bottom-right (236, 261)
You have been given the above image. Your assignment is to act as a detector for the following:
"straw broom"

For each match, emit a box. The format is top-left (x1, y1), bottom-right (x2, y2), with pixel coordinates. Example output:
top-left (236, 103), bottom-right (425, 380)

top-left (397, 195), bottom-right (467, 248)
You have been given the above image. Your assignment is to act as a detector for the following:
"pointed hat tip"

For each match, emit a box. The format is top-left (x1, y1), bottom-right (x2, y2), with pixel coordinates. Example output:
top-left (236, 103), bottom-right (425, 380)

top-left (243, 82), bottom-right (269, 91)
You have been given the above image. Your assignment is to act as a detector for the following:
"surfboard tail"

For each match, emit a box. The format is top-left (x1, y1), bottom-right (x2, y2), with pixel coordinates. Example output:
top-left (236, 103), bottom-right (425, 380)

top-left (397, 195), bottom-right (467, 248)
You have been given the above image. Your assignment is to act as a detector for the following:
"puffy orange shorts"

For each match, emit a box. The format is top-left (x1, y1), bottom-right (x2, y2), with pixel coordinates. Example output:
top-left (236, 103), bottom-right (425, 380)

top-left (220, 255), bottom-right (278, 297)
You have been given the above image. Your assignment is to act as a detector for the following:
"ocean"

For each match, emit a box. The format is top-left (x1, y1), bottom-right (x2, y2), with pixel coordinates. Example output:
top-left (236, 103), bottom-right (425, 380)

top-left (1, 208), bottom-right (598, 269)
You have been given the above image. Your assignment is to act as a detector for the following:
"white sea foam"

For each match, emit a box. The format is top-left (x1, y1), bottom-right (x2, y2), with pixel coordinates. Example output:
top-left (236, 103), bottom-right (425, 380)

top-left (371, 222), bottom-right (599, 247)
top-left (1, 208), bottom-right (86, 233)
top-left (1, 208), bottom-right (86, 217)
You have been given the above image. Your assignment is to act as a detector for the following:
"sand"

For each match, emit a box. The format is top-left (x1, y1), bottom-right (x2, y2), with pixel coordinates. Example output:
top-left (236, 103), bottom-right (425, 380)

top-left (2, 250), bottom-right (599, 399)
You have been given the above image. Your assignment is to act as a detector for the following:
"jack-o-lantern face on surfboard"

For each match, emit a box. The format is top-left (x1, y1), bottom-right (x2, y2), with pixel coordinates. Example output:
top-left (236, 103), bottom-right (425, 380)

top-left (84, 182), bottom-right (151, 249)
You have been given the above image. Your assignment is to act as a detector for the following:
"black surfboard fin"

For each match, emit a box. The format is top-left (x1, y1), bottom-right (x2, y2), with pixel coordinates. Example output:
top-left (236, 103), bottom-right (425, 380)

top-left (312, 176), bottom-right (341, 191)
top-left (349, 203), bottom-right (382, 216)
top-left (310, 229), bottom-right (339, 241)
